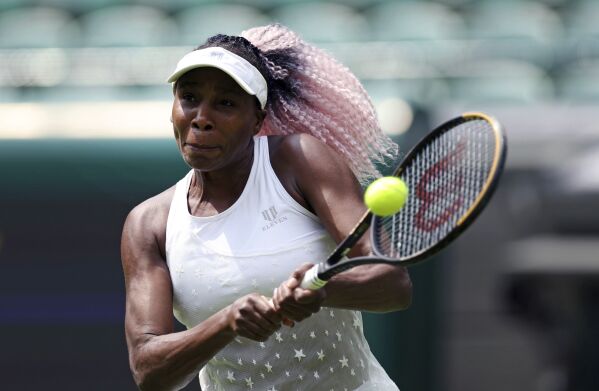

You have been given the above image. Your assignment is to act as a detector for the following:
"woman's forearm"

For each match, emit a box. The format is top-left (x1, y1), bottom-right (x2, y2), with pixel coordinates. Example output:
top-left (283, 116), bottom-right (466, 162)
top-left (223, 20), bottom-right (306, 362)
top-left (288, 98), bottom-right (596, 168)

top-left (322, 264), bottom-right (412, 312)
top-left (131, 308), bottom-right (235, 391)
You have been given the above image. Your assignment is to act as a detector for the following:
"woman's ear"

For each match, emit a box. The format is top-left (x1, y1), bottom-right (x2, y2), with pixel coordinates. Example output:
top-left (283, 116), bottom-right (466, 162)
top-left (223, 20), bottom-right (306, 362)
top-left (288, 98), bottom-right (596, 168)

top-left (253, 109), bottom-right (266, 135)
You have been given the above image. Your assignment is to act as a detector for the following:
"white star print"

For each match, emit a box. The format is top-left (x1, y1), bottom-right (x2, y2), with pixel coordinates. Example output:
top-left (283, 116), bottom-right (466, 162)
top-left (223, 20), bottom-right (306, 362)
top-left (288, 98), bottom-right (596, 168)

top-left (259, 342), bottom-right (266, 349)
top-left (235, 338), bottom-right (243, 344)
top-left (252, 359), bottom-right (256, 365)
top-left (237, 358), bottom-right (243, 366)
top-left (267, 386), bottom-right (278, 391)
top-left (324, 330), bottom-right (329, 336)
top-left (329, 366), bottom-right (334, 373)
top-left (336, 330), bottom-right (342, 341)
top-left (275, 352), bottom-right (280, 359)
top-left (353, 318), bottom-right (361, 329)
top-left (329, 310), bottom-right (335, 317)
top-left (339, 356), bottom-right (349, 368)
top-left (342, 321), bottom-right (346, 327)
top-left (360, 359), bottom-right (365, 368)
top-left (317, 350), bottom-right (325, 361)
top-left (275, 332), bottom-right (283, 342)
top-left (332, 343), bottom-right (336, 349)
top-left (294, 349), bottom-right (306, 362)
top-left (265, 362), bottom-right (273, 372)
top-left (292, 333), bottom-right (297, 340)
top-left (260, 372), bottom-right (265, 379)
top-left (285, 371), bottom-right (290, 377)
top-left (227, 371), bottom-right (235, 382)
top-left (298, 374), bottom-right (304, 381)
top-left (216, 255), bottom-right (228, 262)
top-left (309, 331), bottom-right (316, 338)
top-left (245, 377), bottom-right (253, 389)
top-left (314, 371), bottom-right (320, 379)
top-left (351, 368), bottom-right (356, 376)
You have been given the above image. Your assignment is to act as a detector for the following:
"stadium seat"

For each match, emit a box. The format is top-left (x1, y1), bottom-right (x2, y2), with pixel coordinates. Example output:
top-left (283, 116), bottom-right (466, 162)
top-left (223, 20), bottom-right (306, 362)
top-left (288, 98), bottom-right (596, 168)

top-left (35, 0), bottom-right (121, 14)
top-left (0, 0), bottom-right (26, 12)
top-left (465, 0), bottom-right (564, 41)
top-left (270, 2), bottom-right (369, 42)
top-left (175, 4), bottom-right (271, 46)
top-left (555, 59), bottom-right (599, 101)
top-left (363, 72), bottom-right (451, 106)
top-left (0, 87), bottom-right (20, 102)
top-left (0, 6), bottom-right (79, 48)
top-left (445, 59), bottom-right (554, 103)
top-left (137, 0), bottom-right (221, 13)
top-left (79, 5), bottom-right (177, 47)
top-left (564, 0), bottom-right (599, 37)
top-left (367, 0), bottom-right (465, 41)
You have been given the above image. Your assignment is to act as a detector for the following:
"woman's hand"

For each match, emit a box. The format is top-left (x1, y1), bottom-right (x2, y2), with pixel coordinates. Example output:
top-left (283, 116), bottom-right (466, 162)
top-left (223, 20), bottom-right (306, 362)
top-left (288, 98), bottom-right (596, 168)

top-left (272, 263), bottom-right (326, 324)
top-left (226, 293), bottom-right (283, 341)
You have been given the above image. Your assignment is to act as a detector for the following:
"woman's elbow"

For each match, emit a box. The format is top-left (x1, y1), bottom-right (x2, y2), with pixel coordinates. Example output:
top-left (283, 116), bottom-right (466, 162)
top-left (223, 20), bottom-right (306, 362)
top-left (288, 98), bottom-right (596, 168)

top-left (394, 271), bottom-right (413, 310)
top-left (130, 352), bottom-right (162, 391)
top-left (384, 266), bottom-right (413, 312)
top-left (130, 355), bottom-right (150, 390)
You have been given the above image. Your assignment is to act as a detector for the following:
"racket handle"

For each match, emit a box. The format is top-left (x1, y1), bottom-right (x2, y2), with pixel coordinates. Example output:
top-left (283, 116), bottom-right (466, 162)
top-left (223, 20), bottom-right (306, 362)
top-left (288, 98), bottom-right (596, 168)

top-left (299, 264), bottom-right (328, 290)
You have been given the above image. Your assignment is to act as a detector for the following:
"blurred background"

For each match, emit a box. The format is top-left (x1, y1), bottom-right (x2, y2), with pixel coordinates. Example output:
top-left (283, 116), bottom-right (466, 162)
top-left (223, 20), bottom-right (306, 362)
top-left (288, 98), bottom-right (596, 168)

top-left (1, 0), bottom-right (599, 390)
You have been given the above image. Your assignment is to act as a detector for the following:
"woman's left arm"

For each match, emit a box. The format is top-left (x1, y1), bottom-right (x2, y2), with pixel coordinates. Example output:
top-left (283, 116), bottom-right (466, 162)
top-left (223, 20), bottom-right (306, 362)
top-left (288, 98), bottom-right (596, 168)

top-left (272, 134), bottom-right (412, 315)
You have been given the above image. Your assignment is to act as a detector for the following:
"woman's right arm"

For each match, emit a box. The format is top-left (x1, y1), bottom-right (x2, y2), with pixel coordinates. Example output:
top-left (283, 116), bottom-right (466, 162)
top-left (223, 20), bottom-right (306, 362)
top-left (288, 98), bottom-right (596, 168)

top-left (121, 198), bottom-right (282, 391)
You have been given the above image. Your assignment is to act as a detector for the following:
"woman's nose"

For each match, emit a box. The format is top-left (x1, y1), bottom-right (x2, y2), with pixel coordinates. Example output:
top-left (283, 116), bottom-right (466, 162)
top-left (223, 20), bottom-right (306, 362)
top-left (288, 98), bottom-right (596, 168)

top-left (191, 102), bottom-right (214, 131)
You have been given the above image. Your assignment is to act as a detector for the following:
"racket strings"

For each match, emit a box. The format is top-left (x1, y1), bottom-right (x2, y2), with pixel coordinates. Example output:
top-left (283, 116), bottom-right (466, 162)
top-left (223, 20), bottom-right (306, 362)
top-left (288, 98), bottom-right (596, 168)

top-left (374, 118), bottom-right (497, 259)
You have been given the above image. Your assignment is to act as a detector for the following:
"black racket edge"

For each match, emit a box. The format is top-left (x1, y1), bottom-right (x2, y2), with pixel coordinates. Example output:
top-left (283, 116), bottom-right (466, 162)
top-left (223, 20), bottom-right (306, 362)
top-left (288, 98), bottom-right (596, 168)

top-left (318, 112), bottom-right (507, 280)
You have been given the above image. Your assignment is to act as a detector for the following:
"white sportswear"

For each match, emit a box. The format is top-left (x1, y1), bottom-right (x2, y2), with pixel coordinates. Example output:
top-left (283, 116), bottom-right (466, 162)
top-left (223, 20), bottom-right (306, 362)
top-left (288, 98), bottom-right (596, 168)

top-left (165, 136), bottom-right (399, 390)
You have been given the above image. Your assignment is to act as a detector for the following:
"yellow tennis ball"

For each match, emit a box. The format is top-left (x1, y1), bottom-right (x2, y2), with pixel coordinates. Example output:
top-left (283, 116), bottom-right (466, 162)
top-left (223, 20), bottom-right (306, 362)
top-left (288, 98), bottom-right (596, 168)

top-left (364, 176), bottom-right (409, 216)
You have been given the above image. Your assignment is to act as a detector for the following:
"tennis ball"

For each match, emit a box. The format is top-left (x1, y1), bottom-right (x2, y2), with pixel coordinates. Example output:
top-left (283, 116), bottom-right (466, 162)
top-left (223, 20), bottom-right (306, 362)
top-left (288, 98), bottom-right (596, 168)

top-left (364, 176), bottom-right (409, 216)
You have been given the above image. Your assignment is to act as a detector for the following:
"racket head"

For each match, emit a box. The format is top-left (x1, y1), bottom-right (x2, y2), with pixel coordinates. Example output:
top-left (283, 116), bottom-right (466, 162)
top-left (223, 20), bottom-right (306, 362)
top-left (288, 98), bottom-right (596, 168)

top-left (370, 112), bottom-right (507, 265)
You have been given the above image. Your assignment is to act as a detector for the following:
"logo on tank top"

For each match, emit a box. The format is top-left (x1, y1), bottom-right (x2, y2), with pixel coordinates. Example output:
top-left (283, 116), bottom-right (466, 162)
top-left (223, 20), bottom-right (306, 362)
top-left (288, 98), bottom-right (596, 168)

top-left (261, 205), bottom-right (288, 231)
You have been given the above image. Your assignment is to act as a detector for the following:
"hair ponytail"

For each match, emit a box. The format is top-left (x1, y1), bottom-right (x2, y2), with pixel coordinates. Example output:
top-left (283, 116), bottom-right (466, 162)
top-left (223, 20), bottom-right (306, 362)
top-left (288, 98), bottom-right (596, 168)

top-left (241, 24), bottom-right (397, 184)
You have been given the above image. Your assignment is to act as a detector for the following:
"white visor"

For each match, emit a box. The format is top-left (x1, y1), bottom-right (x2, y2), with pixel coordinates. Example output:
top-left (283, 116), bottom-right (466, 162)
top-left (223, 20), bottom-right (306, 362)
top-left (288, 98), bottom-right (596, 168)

top-left (167, 46), bottom-right (268, 109)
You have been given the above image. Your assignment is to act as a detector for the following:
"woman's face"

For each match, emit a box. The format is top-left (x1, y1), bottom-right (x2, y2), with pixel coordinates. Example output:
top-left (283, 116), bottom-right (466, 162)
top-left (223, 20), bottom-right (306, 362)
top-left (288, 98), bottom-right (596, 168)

top-left (171, 67), bottom-right (264, 172)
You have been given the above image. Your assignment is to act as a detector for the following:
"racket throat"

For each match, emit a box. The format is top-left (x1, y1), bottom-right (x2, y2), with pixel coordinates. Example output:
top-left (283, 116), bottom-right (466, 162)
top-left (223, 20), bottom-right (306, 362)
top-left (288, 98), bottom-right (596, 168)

top-left (300, 264), bottom-right (328, 290)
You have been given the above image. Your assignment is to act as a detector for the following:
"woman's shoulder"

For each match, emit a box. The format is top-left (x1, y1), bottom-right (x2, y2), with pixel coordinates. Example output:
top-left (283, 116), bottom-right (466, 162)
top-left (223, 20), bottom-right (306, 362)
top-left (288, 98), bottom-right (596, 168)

top-left (267, 133), bottom-right (334, 163)
top-left (129, 186), bottom-right (176, 220)
top-left (124, 185), bottom-right (177, 246)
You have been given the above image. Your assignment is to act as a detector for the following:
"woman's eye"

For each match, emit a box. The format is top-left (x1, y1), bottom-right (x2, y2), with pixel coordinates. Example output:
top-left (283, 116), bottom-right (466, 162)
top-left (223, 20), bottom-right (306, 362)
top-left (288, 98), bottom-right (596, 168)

top-left (182, 93), bottom-right (195, 102)
top-left (220, 99), bottom-right (234, 107)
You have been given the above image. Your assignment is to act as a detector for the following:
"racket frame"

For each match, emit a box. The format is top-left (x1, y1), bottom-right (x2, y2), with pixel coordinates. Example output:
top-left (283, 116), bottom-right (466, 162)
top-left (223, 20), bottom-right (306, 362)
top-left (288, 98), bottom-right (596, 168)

top-left (301, 112), bottom-right (507, 289)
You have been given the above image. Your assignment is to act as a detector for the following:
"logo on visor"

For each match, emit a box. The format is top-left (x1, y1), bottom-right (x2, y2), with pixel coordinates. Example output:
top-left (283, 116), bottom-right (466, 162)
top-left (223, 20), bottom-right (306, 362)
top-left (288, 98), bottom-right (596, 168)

top-left (210, 51), bottom-right (224, 61)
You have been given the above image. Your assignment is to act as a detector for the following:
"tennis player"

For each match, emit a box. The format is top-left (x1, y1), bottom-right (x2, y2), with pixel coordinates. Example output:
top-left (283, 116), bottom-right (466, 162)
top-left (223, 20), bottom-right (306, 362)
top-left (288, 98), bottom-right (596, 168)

top-left (121, 24), bottom-right (412, 391)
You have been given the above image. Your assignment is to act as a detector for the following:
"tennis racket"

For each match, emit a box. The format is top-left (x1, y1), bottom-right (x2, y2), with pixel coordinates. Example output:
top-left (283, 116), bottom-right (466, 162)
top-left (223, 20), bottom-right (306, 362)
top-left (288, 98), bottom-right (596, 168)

top-left (300, 112), bottom-right (507, 290)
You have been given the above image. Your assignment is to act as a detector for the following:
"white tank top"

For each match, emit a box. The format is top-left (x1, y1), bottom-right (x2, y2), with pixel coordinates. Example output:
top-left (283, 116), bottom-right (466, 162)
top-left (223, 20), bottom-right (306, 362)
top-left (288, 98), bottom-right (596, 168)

top-left (166, 136), bottom-right (398, 391)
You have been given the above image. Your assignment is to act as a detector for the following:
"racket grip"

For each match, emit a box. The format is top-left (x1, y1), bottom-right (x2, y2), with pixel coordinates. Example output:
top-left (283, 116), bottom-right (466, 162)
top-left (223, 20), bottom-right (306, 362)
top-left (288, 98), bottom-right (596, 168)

top-left (299, 264), bottom-right (327, 290)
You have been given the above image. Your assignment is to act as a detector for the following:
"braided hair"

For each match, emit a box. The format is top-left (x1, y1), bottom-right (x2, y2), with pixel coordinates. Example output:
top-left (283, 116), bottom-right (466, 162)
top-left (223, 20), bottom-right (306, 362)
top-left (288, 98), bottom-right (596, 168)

top-left (196, 24), bottom-right (397, 184)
